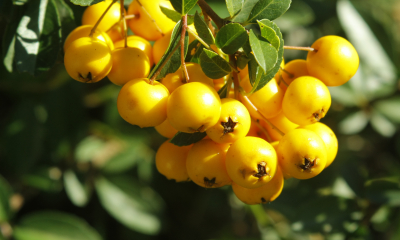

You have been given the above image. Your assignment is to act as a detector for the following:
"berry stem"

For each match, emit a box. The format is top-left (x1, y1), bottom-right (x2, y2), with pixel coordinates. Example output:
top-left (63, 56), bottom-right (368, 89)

top-left (89, 0), bottom-right (118, 37)
top-left (137, 0), bottom-right (164, 36)
top-left (120, 0), bottom-right (128, 48)
top-left (283, 46), bottom-right (317, 52)
top-left (186, 28), bottom-right (210, 49)
top-left (125, 14), bottom-right (136, 20)
top-left (251, 118), bottom-right (272, 142)
top-left (239, 90), bottom-right (285, 137)
top-left (181, 14), bottom-right (190, 83)
top-left (229, 55), bottom-right (240, 100)
top-left (197, 0), bottom-right (224, 29)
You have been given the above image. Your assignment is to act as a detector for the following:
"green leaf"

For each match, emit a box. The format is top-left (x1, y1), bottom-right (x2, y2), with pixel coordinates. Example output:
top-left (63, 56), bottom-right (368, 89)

top-left (69, 0), bottom-right (103, 7)
top-left (170, 0), bottom-right (198, 15)
top-left (249, 30), bottom-right (277, 74)
top-left (13, 0), bottom-right (62, 75)
top-left (22, 168), bottom-right (63, 192)
top-left (236, 54), bottom-right (250, 70)
top-left (13, 211), bottom-right (102, 240)
top-left (258, 20), bottom-right (280, 50)
top-left (247, 53), bottom-right (258, 84)
top-left (160, 6), bottom-right (194, 25)
top-left (0, 176), bottom-right (12, 222)
top-left (101, 140), bottom-right (154, 173)
top-left (64, 170), bottom-right (90, 207)
top-left (253, 20), bottom-right (284, 92)
top-left (193, 12), bottom-right (215, 45)
top-left (374, 97), bottom-right (400, 123)
top-left (226, 0), bottom-right (244, 17)
top-left (338, 110), bottom-right (369, 135)
top-left (199, 48), bottom-right (231, 79)
top-left (365, 178), bottom-right (400, 206)
top-left (148, 21), bottom-right (188, 80)
top-left (370, 110), bottom-right (396, 138)
top-left (247, 0), bottom-right (291, 23)
top-left (95, 176), bottom-right (162, 235)
top-left (231, 0), bottom-right (258, 23)
top-left (215, 23), bottom-right (248, 54)
top-left (75, 136), bottom-right (106, 163)
top-left (169, 132), bottom-right (207, 146)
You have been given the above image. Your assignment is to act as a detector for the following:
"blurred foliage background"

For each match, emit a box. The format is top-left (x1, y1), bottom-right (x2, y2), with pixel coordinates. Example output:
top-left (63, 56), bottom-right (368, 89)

top-left (1, 0), bottom-right (400, 239)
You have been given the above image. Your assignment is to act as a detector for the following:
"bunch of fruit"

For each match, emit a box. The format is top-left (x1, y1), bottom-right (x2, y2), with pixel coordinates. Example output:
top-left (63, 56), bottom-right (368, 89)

top-left (63, 0), bottom-right (359, 205)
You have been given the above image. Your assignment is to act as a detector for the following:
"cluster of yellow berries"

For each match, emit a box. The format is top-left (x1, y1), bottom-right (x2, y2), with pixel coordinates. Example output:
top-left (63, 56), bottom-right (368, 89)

top-left (63, 0), bottom-right (360, 205)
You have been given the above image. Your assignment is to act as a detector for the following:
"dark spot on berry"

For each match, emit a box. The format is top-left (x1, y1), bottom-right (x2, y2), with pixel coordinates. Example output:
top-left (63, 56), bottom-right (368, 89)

top-left (253, 162), bottom-right (269, 178)
top-left (261, 197), bottom-right (267, 203)
top-left (298, 158), bottom-right (315, 171)
top-left (204, 177), bottom-right (216, 187)
top-left (221, 117), bottom-right (238, 135)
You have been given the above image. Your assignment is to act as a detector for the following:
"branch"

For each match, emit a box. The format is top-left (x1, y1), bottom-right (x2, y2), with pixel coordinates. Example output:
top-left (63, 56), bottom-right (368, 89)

top-left (181, 15), bottom-right (189, 82)
top-left (197, 0), bottom-right (224, 29)
top-left (284, 46), bottom-right (317, 52)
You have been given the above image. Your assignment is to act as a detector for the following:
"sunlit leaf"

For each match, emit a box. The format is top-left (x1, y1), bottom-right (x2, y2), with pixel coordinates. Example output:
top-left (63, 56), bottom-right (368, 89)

top-left (160, 6), bottom-right (194, 24)
top-left (226, 0), bottom-right (244, 17)
top-left (13, 211), bottom-right (102, 240)
top-left (13, 0), bottom-right (62, 75)
top-left (258, 20), bottom-right (280, 50)
top-left (370, 110), bottom-right (396, 137)
top-left (170, 0), bottom-right (198, 15)
top-left (95, 176), bottom-right (162, 235)
top-left (338, 110), bottom-right (369, 135)
top-left (194, 12), bottom-right (214, 45)
top-left (247, 0), bottom-right (291, 23)
top-left (231, 0), bottom-right (258, 23)
top-left (215, 23), bottom-right (248, 54)
top-left (64, 170), bottom-right (90, 207)
top-left (249, 30), bottom-right (277, 74)
top-left (199, 48), bottom-right (231, 79)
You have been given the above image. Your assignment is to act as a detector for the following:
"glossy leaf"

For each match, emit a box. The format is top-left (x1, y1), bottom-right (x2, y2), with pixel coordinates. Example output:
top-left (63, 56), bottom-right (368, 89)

top-left (215, 23), bottom-right (248, 54)
top-left (249, 30), bottom-right (277, 74)
top-left (69, 0), bottom-right (103, 6)
top-left (253, 20), bottom-right (284, 92)
top-left (193, 12), bottom-right (215, 45)
top-left (199, 48), bottom-right (231, 79)
top-left (160, 6), bottom-right (194, 25)
top-left (231, 0), bottom-right (258, 23)
top-left (13, 211), bottom-right (102, 240)
top-left (226, 0), bottom-right (244, 17)
top-left (64, 170), bottom-right (90, 207)
top-left (169, 131), bottom-right (207, 146)
top-left (258, 20), bottom-right (280, 50)
top-left (11, 0), bottom-right (62, 75)
top-left (148, 21), bottom-right (188, 80)
top-left (170, 0), bottom-right (198, 15)
top-left (95, 176), bottom-right (161, 235)
top-left (247, 0), bottom-right (291, 23)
